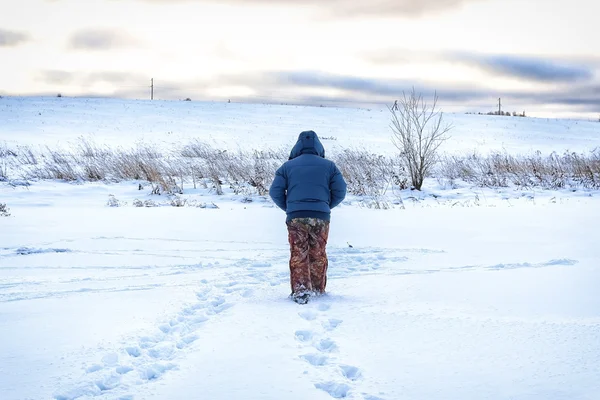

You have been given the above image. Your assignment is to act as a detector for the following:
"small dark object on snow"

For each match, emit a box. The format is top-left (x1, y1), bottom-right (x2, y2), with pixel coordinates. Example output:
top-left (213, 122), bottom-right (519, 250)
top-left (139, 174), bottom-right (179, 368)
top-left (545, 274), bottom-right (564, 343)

top-left (347, 242), bottom-right (353, 248)
top-left (138, 183), bottom-right (143, 190)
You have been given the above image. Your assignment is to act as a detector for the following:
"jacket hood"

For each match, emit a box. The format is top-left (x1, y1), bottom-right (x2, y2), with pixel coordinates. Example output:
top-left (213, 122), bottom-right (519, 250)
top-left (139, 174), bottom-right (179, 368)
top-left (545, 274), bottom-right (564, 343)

top-left (289, 130), bottom-right (325, 160)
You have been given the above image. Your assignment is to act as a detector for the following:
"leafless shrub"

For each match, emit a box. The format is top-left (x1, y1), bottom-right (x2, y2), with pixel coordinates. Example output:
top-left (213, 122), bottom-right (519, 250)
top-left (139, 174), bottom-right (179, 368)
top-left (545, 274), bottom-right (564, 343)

top-left (390, 89), bottom-right (452, 190)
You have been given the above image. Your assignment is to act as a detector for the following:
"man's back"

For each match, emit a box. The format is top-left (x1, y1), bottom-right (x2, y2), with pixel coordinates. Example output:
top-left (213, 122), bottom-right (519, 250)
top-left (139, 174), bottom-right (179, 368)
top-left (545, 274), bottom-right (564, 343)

top-left (285, 154), bottom-right (336, 209)
top-left (269, 131), bottom-right (346, 222)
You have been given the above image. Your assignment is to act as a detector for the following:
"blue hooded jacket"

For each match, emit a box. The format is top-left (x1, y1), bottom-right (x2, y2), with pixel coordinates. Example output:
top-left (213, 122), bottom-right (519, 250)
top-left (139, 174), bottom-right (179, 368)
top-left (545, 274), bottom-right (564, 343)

top-left (269, 130), bottom-right (347, 222)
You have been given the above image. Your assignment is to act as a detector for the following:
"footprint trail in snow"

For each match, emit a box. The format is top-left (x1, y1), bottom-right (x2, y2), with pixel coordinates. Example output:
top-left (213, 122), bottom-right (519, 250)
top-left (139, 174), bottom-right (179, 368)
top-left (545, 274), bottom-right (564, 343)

top-left (53, 278), bottom-right (255, 400)
top-left (294, 299), bottom-right (383, 400)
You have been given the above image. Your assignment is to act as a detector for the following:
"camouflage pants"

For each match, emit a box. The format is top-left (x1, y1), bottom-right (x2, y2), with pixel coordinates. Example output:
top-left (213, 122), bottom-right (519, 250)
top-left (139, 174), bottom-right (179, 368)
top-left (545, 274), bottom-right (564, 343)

top-left (286, 218), bottom-right (330, 296)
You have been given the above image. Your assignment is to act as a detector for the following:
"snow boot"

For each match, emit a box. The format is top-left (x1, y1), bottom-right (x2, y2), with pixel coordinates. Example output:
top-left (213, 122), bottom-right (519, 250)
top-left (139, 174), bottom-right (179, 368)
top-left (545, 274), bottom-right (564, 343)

top-left (292, 292), bottom-right (310, 304)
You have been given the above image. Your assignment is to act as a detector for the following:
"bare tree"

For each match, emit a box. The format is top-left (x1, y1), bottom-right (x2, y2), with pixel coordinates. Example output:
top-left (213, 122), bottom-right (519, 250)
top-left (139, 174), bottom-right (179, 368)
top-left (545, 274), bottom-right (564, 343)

top-left (390, 89), bottom-right (452, 190)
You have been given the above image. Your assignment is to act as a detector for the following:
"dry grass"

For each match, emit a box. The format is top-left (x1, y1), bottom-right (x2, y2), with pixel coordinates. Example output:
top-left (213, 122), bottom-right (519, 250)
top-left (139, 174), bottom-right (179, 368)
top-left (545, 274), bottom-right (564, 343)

top-left (0, 202), bottom-right (10, 217)
top-left (1, 138), bottom-right (599, 197)
top-left (438, 150), bottom-right (600, 189)
top-left (332, 149), bottom-right (400, 196)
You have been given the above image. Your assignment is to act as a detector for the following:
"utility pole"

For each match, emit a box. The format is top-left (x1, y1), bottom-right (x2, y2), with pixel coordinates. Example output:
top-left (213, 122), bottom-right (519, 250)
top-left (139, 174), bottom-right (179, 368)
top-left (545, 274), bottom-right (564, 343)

top-left (498, 98), bottom-right (501, 115)
top-left (150, 78), bottom-right (154, 100)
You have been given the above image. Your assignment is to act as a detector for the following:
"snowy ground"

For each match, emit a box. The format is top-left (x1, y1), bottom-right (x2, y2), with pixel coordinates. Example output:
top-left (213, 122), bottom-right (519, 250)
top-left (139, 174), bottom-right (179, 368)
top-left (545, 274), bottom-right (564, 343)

top-left (2, 182), bottom-right (599, 400)
top-left (1, 97), bottom-right (600, 400)
top-left (2, 96), bottom-right (599, 155)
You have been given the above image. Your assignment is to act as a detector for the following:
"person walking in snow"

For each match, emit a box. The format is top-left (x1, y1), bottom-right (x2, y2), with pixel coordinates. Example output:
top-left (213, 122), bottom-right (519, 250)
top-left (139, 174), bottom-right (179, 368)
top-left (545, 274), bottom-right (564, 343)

top-left (269, 130), bottom-right (347, 304)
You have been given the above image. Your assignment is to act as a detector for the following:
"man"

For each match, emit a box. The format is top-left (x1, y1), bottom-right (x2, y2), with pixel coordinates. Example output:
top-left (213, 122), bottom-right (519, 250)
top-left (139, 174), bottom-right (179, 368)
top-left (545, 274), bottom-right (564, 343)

top-left (269, 130), bottom-right (347, 304)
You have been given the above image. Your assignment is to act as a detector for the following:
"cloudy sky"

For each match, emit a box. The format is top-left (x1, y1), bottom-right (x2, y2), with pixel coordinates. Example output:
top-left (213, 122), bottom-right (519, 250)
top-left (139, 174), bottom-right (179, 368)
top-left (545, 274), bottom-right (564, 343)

top-left (1, 0), bottom-right (599, 117)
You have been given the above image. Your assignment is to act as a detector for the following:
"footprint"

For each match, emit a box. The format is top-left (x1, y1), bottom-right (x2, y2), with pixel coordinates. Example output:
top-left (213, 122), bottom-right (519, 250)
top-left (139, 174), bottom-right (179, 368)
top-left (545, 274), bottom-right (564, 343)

top-left (181, 334), bottom-right (199, 345)
top-left (315, 382), bottom-right (351, 398)
top-left (322, 318), bottom-right (343, 331)
top-left (139, 335), bottom-right (161, 349)
top-left (140, 363), bottom-right (176, 381)
top-left (190, 315), bottom-right (209, 325)
top-left (295, 330), bottom-right (314, 342)
top-left (85, 364), bottom-right (102, 373)
top-left (224, 283), bottom-right (249, 294)
top-left (216, 281), bottom-right (239, 288)
top-left (95, 374), bottom-right (121, 391)
top-left (318, 303), bottom-right (331, 312)
top-left (316, 338), bottom-right (338, 353)
top-left (116, 366), bottom-right (133, 375)
top-left (300, 353), bottom-right (328, 366)
top-left (147, 342), bottom-right (176, 359)
top-left (125, 346), bottom-right (141, 357)
top-left (298, 310), bottom-right (318, 321)
top-left (196, 291), bottom-right (212, 301)
top-left (101, 353), bottom-right (119, 366)
top-left (210, 302), bottom-right (234, 315)
top-left (340, 365), bottom-right (361, 381)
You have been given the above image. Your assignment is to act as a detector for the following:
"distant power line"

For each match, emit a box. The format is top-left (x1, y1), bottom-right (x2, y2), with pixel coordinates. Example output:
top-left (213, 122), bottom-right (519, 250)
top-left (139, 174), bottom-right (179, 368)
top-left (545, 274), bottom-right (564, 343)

top-left (58, 78), bottom-right (534, 111)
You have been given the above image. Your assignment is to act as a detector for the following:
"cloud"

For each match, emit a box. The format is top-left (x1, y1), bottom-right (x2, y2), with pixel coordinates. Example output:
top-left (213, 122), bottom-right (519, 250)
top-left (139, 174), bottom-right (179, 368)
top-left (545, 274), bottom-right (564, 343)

top-left (269, 70), bottom-right (486, 101)
top-left (37, 70), bottom-right (76, 85)
top-left (364, 49), bottom-right (596, 83)
top-left (0, 29), bottom-right (30, 47)
top-left (140, 0), bottom-right (478, 18)
top-left (324, 0), bottom-right (474, 17)
top-left (219, 70), bottom-right (600, 114)
top-left (69, 29), bottom-right (138, 50)
top-left (362, 49), bottom-right (441, 66)
top-left (524, 85), bottom-right (600, 108)
top-left (31, 68), bottom-right (600, 115)
top-left (87, 72), bottom-right (141, 84)
top-left (36, 70), bottom-right (147, 87)
top-left (450, 52), bottom-right (594, 83)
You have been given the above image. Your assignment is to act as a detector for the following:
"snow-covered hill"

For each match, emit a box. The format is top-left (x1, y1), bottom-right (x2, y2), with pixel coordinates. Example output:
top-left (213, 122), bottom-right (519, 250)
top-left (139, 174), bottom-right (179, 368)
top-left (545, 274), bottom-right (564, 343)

top-left (1, 96), bottom-right (598, 155)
